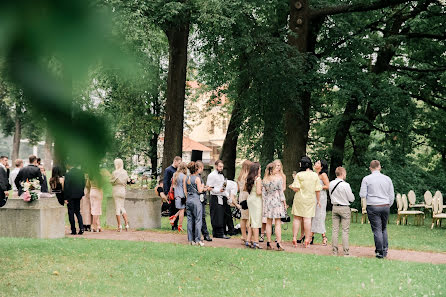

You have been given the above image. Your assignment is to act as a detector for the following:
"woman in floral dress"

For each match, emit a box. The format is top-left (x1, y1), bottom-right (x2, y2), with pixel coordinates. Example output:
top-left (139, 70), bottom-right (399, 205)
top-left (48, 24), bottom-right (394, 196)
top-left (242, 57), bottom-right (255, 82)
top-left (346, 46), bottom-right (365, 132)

top-left (262, 163), bottom-right (287, 251)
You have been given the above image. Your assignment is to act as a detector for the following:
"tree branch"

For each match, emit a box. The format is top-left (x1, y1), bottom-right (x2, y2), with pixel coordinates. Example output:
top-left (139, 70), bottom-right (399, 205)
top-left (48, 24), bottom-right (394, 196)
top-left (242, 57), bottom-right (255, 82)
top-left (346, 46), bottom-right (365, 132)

top-left (310, 0), bottom-right (410, 19)
top-left (390, 65), bottom-right (446, 72)
top-left (411, 94), bottom-right (446, 111)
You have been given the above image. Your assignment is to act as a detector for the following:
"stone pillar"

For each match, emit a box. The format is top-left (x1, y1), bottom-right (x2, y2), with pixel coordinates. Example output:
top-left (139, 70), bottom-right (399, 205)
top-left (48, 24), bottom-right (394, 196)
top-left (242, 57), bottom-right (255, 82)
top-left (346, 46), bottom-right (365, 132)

top-left (0, 197), bottom-right (65, 238)
top-left (106, 189), bottom-right (161, 229)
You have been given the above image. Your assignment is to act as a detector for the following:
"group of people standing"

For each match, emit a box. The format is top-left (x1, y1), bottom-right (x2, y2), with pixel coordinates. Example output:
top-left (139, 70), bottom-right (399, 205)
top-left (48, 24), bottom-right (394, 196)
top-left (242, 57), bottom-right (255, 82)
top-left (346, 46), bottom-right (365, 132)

top-left (50, 158), bottom-right (132, 235)
top-left (161, 155), bottom-right (395, 259)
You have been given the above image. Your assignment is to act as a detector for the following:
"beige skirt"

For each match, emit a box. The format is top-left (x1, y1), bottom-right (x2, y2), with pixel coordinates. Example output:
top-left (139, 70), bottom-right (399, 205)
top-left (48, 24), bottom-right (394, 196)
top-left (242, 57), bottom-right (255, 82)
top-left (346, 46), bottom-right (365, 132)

top-left (80, 195), bottom-right (92, 225)
top-left (90, 188), bottom-right (103, 216)
top-left (239, 191), bottom-right (249, 220)
top-left (113, 185), bottom-right (126, 215)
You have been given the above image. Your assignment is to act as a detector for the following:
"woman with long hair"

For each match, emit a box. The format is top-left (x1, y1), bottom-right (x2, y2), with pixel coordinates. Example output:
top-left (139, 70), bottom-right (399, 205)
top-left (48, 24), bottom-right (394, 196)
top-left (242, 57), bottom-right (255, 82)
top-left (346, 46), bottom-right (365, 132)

top-left (311, 159), bottom-right (330, 245)
top-left (289, 156), bottom-right (322, 248)
top-left (245, 162), bottom-right (263, 249)
top-left (110, 158), bottom-right (130, 232)
top-left (170, 162), bottom-right (188, 232)
top-left (49, 166), bottom-right (65, 206)
top-left (185, 162), bottom-right (205, 246)
top-left (236, 160), bottom-right (252, 244)
top-left (262, 162), bottom-right (287, 251)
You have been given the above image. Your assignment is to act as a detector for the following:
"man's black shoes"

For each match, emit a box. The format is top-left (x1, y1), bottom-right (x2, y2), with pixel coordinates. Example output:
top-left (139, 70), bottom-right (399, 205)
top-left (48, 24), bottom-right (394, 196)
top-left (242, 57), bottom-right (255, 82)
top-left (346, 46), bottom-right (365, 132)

top-left (204, 236), bottom-right (212, 242)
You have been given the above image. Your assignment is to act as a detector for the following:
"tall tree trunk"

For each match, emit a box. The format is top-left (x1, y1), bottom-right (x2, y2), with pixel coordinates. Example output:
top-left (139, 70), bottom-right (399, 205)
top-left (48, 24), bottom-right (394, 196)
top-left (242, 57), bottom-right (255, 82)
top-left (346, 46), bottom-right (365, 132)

top-left (260, 111), bottom-right (277, 171)
top-left (161, 22), bottom-right (189, 174)
top-left (328, 96), bottom-right (359, 180)
top-left (149, 132), bottom-right (159, 180)
top-left (220, 101), bottom-right (242, 180)
top-left (11, 115), bottom-right (21, 161)
top-left (283, 0), bottom-right (321, 202)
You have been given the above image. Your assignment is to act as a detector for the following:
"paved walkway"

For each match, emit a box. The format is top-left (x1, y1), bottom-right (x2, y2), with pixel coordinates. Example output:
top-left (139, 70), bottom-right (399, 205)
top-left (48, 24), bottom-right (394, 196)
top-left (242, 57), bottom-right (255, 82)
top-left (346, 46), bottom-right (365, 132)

top-left (74, 229), bottom-right (446, 265)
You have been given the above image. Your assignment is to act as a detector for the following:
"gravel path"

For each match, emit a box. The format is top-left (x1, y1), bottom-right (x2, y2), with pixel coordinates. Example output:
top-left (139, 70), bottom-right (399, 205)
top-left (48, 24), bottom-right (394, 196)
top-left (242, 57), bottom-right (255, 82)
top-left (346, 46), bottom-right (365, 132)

top-left (72, 229), bottom-right (446, 265)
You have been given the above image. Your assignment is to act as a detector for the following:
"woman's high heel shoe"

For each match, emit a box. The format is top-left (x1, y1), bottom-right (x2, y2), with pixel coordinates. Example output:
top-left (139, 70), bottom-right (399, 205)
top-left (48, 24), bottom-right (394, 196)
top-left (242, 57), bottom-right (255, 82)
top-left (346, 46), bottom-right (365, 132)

top-left (117, 225), bottom-right (122, 232)
top-left (125, 224), bottom-right (129, 231)
top-left (276, 242), bottom-right (285, 251)
top-left (296, 236), bottom-right (305, 244)
top-left (322, 235), bottom-right (328, 246)
top-left (178, 225), bottom-right (184, 232)
top-left (169, 216), bottom-right (176, 226)
top-left (266, 242), bottom-right (272, 250)
top-left (97, 226), bottom-right (102, 232)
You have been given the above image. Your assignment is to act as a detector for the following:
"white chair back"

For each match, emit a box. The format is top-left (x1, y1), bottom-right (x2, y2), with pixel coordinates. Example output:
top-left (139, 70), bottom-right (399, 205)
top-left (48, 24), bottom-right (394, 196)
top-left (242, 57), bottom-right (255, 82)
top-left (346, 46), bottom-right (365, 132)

top-left (407, 190), bottom-right (416, 205)
top-left (402, 194), bottom-right (409, 211)
top-left (424, 191), bottom-right (433, 206)
top-left (436, 191), bottom-right (443, 213)
top-left (396, 193), bottom-right (402, 211)
top-left (432, 196), bottom-right (439, 215)
top-left (361, 197), bottom-right (367, 213)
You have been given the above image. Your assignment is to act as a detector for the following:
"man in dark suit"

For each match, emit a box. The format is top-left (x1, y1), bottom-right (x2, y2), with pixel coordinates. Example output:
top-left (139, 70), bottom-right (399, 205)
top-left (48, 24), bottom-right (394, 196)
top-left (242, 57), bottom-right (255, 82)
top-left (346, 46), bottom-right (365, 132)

top-left (64, 164), bottom-right (86, 235)
top-left (0, 156), bottom-right (11, 207)
top-left (14, 155), bottom-right (44, 196)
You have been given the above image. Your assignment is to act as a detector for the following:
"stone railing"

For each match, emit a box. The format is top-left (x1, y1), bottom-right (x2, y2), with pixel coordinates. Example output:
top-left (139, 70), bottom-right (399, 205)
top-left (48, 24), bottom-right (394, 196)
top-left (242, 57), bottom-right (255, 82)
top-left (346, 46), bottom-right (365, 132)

top-left (0, 196), bottom-right (65, 238)
top-left (106, 188), bottom-right (161, 229)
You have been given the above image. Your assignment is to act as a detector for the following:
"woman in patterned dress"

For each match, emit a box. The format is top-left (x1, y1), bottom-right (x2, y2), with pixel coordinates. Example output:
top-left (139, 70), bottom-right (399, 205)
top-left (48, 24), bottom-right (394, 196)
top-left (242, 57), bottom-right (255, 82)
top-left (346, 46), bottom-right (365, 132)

top-left (262, 163), bottom-right (287, 251)
top-left (311, 160), bottom-right (330, 245)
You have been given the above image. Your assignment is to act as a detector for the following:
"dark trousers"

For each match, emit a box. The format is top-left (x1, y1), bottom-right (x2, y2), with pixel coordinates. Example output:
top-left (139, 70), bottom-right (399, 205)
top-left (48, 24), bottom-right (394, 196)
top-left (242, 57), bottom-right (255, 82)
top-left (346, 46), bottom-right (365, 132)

top-left (210, 195), bottom-right (225, 237)
top-left (224, 203), bottom-right (234, 235)
top-left (366, 205), bottom-right (390, 257)
top-left (169, 200), bottom-right (179, 229)
top-left (201, 200), bottom-right (210, 237)
top-left (67, 199), bottom-right (83, 232)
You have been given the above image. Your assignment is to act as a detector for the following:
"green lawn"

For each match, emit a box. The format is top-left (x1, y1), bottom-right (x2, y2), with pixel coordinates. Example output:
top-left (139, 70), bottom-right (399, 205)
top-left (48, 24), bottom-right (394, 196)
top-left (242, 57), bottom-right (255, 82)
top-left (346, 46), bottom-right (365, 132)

top-left (1, 237), bottom-right (444, 297)
top-left (156, 208), bottom-right (446, 253)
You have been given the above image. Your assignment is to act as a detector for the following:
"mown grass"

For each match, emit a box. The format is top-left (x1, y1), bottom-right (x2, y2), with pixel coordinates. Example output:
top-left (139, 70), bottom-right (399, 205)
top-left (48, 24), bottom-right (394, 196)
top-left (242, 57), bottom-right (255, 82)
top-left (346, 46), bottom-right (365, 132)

top-left (0, 237), bottom-right (445, 297)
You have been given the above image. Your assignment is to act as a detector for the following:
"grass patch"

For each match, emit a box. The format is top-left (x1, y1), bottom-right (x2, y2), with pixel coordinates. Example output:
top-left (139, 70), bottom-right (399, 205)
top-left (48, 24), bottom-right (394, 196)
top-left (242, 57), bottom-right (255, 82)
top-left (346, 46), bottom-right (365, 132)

top-left (1, 237), bottom-right (445, 297)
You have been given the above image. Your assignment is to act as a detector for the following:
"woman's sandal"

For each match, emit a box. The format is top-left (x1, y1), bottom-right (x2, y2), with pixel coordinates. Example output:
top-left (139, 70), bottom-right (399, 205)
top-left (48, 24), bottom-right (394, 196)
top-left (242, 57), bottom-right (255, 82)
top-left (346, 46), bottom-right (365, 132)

top-left (178, 225), bottom-right (184, 232)
top-left (252, 242), bottom-right (263, 250)
top-left (259, 234), bottom-right (265, 242)
top-left (296, 236), bottom-right (305, 244)
top-left (276, 242), bottom-right (285, 251)
top-left (169, 216), bottom-right (176, 226)
top-left (266, 242), bottom-right (273, 250)
top-left (117, 226), bottom-right (122, 232)
top-left (245, 241), bottom-right (252, 248)
top-left (322, 235), bottom-right (328, 246)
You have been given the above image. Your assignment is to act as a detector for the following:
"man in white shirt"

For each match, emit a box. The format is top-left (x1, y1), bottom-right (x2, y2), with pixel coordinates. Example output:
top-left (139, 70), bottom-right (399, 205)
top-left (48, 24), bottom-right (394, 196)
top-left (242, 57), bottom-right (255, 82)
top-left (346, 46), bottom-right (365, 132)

top-left (329, 167), bottom-right (355, 256)
top-left (9, 159), bottom-right (23, 194)
top-left (206, 160), bottom-right (230, 239)
top-left (224, 180), bottom-right (238, 236)
top-left (360, 160), bottom-right (394, 259)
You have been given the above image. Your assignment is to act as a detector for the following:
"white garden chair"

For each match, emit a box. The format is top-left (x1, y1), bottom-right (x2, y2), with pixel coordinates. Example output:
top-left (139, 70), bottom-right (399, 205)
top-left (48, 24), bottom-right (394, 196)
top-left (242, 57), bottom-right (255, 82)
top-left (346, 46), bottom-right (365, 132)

top-left (424, 191), bottom-right (433, 217)
top-left (407, 190), bottom-right (425, 210)
top-left (350, 207), bottom-right (358, 223)
top-left (431, 192), bottom-right (446, 229)
top-left (396, 194), bottom-right (424, 225)
top-left (360, 197), bottom-right (368, 224)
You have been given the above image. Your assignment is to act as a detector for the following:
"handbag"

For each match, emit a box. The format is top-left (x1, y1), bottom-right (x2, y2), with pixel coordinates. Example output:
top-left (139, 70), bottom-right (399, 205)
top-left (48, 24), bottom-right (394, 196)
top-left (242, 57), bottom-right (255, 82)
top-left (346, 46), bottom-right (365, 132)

top-left (232, 207), bottom-right (241, 219)
top-left (168, 178), bottom-right (175, 202)
top-left (240, 200), bottom-right (248, 210)
top-left (281, 213), bottom-right (291, 223)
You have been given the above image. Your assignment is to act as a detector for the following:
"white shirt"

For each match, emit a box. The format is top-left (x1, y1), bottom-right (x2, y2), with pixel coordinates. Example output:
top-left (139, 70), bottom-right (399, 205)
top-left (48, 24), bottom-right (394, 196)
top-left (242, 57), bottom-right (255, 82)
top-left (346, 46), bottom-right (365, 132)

top-left (206, 170), bottom-right (228, 197)
top-left (225, 180), bottom-right (238, 204)
top-left (329, 178), bottom-right (355, 206)
top-left (9, 168), bottom-right (20, 191)
top-left (359, 171), bottom-right (395, 206)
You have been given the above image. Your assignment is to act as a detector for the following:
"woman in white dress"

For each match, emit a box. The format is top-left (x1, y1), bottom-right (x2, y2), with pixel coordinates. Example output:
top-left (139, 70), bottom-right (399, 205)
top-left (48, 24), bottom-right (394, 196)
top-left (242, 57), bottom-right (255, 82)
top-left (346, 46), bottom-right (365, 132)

top-left (111, 158), bottom-right (130, 232)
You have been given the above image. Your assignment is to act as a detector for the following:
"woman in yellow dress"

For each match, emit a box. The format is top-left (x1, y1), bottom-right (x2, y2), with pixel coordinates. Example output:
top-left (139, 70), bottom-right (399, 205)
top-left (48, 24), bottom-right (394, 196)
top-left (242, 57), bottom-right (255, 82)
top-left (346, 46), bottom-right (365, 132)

top-left (289, 156), bottom-right (322, 248)
top-left (245, 162), bottom-right (263, 249)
